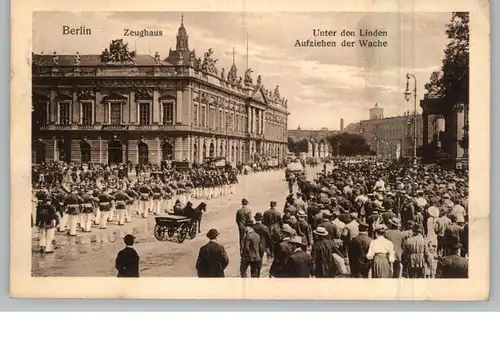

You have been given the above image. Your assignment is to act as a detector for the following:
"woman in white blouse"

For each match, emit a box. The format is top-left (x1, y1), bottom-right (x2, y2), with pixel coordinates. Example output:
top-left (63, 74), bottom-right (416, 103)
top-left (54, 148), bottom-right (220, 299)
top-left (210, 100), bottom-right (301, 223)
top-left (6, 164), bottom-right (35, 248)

top-left (366, 223), bottom-right (396, 278)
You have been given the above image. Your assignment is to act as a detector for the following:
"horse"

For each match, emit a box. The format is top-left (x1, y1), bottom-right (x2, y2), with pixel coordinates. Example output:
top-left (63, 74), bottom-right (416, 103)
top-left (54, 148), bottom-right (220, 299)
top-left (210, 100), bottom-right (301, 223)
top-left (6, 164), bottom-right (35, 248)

top-left (181, 201), bottom-right (207, 233)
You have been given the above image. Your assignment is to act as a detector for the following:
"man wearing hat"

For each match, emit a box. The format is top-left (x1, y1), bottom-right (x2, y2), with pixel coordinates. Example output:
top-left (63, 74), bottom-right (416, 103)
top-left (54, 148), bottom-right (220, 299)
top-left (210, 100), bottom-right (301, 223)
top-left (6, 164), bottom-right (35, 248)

top-left (236, 198), bottom-right (252, 252)
top-left (115, 234), bottom-right (140, 278)
top-left (240, 219), bottom-right (262, 278)
top-left (384, 218), bottom-right (404, 278)
top-left (196, 229), bottom-right (229, 278)
top-left (297, 210), bottom-right (312, 248)
top-left (402, 223), bottom-right (431, 279)
top-left (310, 227), bottom-right (335, 278)
top-left (435, 237), bottom-right (468, 278)
top-left (283, 236), bottom-right (311, 278)
top-left (435, 207), bottom-right (451, 256)
top-left (253, 212), bottom-right (272, 263)
top-left (348, 222), bottom-right (372, 278)
top-left (269, 224), bottom-right (296, 278)
top-left (293, 192), bottom-right (307, 214)
top-left (318, 210), bottom-right (335, 240)
top-left (367, 205), bottom-right (384, 238)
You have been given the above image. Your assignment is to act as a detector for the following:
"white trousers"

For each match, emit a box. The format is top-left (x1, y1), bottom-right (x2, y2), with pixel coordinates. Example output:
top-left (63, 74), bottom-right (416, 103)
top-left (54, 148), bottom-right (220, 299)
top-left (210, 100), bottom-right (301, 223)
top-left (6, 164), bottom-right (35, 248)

top-left (116, 209), bottom-right (126, 225)
top-left (99, 211), bottom-right (110, 229)
top-left (153, 199), bottom-right (162, 215)
top-left (68, 214), bottom-right (79, 236)
top-left (39, 227), bottom-right (56, 252)
top-left (138, 200), bottom-right (148, 218)
top-left (125, 205), bottom-right (132, 223)
top-left (108, 207), bottom-right (115, 222)
top-left (148, 199), bottom-right (154, 212)
top-left (57, 213), bottom-right (68, 232)
top-left (94, 208), bottom-right (101, 225)
top-left (82, 212), bottom-right (93, 232)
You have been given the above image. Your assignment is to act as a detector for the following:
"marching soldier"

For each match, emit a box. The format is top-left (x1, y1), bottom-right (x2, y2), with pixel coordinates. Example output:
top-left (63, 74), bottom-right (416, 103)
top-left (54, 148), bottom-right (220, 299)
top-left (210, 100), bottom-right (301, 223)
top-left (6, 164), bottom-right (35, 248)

top-left (151, 183), bottom-right (164, 215)
top-left (229, 169), bottom-right (238, 195)
top-left (55, 189), bottom-right (68, 232)
top-left (35, 192), bottom-right (58, 254)
top-left (64, 189), bottom-right (82, 236)
top-left (97, 189), bottom-right (113, 229)
top-left (177, 179), bottom-right (186, 205)
top-left (221, 171), bottom-right (229, 196)
top-left (194, 174), bottom-right (203, 199)
top-left (163, 182), bottom-right (174, 213)
top-left (80, 189), bottom-right (96, 232)
top-left (125, 185), bottom-right (139, 223)
top-left (114, 188), bottom-right (132, 225)
top-left (184, 175), bottom-right (194, 203)
top-left (92, 188), bottom-right (101, 226)
top-left (138, 183), bottom-right (152, 218)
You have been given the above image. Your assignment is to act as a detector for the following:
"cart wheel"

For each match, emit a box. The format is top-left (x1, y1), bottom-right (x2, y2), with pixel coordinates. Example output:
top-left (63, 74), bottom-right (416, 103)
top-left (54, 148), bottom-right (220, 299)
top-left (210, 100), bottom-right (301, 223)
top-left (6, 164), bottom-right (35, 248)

top-left (189, 222), bottom-right (197, 240)
top-left (167, 227), bottom-right (176, 238)
top-left (154, 225), bottom-right (165, 241)
top-left (178, 229), bottom-right (187, 243)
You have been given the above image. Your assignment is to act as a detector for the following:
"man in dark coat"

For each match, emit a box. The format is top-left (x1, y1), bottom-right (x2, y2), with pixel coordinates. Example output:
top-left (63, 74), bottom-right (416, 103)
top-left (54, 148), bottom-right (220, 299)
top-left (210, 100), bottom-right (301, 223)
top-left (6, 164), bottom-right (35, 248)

top-left (115, 234), bottom-right (140, 278)
top-left (318, 210), bottom-right (335, 240)
top-left (263, 201), bottom-right (282, 257)
top-left (235, 198), bottom-right (252, 252)
top-left (348, 222), bottom-right (372, 278)
top-left (269, 225), bottom-right (295, 278)
top-left (240, 219), bottom-right (262, 277)
top-left (435, 238), bottom-right (468, 278)
top-left (310, 227), bottom-right (335, 278)
top-left (283, 236), bottom-right (311, 278)
top-left (196, 229), bottom-right (229, 278)
top-left (253, 212), bottom-right (272, 262)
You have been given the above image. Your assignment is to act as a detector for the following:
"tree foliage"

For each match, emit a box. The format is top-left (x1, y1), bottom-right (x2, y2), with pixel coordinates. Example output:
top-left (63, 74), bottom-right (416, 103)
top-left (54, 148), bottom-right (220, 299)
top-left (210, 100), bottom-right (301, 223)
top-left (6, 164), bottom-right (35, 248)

top-left (424, 12), bottom-right (469, 111)
top-left (325, 132), bottom-right (374, 156)
top-left (287, 137), bottom-right (309, 153)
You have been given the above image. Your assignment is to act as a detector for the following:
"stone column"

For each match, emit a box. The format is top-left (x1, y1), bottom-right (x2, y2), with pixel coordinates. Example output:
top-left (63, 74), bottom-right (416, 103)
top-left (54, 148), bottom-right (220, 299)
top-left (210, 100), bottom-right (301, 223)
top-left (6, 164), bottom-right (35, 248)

top-left (176, 90), bottom-right (183, 124)
top-left (72, 91), bottom-right (79, 124)
top-left (262, 111), bottom-right (266, 135)
top-left (153, 89), bottom-right (160, 124)
top-left (49, 89), bottom-right (57, 123)
top-left (174, 137), bottom-right (183, 161)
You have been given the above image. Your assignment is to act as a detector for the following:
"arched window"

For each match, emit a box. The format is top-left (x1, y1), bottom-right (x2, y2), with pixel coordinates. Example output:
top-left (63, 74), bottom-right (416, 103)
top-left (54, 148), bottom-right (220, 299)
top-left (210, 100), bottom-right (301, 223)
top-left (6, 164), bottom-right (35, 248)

top-left (162, 142), bottom-right (173, 161)
top-left (138, 142), bottom-right (149, 165)
top-left (57, 139), bottom-right (70, 163)
top-left (203, 143), bottom-right (207, 159)
top-left (80, 142), bottom-right (91, 163)
top-left (108, 140), bottom-right (123, 164)
top-left (209, 143), bottom-right (215, 157)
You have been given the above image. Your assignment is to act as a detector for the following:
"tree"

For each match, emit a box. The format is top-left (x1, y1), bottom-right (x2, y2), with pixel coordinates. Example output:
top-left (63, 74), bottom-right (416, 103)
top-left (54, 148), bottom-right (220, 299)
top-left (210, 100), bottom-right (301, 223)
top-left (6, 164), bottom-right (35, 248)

top-left (424, 12), bottom-right (469, 111)
top-left (325, 132), bottom-right (373, 156)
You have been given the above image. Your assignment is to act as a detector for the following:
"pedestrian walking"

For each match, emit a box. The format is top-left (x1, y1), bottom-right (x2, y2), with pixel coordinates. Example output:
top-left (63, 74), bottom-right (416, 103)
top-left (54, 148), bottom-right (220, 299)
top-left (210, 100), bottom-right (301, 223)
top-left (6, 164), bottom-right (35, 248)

top-left (115, 234), bottom-right (140, 278)
top-left (235, 198), bottom-right (252, 252)
top-left (196, 229), bottom-right (229, 278)
top-left (283, 236), bottom-right (311, 278)
top-left (240, 219), bottom-right (262, 278)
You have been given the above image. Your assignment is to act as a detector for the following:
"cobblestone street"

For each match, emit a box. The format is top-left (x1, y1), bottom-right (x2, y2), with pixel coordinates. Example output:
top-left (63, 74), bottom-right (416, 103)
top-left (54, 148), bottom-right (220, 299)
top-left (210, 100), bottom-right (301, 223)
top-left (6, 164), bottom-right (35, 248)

top-left (32, 167), bottom-right (322, 277)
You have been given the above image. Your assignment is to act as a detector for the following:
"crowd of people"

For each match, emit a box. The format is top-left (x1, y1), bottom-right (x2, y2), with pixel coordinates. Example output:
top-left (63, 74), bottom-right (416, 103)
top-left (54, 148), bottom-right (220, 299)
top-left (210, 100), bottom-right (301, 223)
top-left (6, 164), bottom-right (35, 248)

top-left (196, 158), bottom-right (469, 279)
top-left (33, 161), bottom-right (241, 254)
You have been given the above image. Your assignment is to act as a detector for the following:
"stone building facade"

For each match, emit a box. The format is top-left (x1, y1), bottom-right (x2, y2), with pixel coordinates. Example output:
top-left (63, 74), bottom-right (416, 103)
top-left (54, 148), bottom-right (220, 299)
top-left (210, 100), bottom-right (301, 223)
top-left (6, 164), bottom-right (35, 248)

top-left (32, 19), bottom-right (289, 165)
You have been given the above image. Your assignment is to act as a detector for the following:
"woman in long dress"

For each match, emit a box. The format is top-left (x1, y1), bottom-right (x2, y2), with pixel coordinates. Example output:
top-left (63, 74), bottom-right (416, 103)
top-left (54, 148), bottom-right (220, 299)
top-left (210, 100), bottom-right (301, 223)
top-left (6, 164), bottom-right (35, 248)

top-left (366, 223), bottom-right (396, 278)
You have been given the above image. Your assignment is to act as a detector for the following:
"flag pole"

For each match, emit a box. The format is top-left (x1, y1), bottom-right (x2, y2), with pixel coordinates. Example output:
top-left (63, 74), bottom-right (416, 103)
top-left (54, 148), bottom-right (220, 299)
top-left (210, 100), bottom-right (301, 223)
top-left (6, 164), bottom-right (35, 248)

top-left (246, 32), bottom-right (249, 69)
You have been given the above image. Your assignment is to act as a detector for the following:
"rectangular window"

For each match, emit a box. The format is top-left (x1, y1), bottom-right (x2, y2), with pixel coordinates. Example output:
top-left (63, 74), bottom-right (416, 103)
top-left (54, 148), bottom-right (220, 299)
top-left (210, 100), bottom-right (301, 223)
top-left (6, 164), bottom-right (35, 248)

top-left (110, 103), bottom-right (121, 125)
top-left (162, 102), bottom-right (174, 125)
top-left (193, 104), bottom-right (198, 126)
top-left (139, 102), bottom-right (151, 125)
top-left (219, 109), bottom-right (223, 129)
top-left (201, 105), bottom-right (206, 127)
top-left (81, 102), bottom-right (93, 125)
top-left (58, 102), bottom-right (70, 125)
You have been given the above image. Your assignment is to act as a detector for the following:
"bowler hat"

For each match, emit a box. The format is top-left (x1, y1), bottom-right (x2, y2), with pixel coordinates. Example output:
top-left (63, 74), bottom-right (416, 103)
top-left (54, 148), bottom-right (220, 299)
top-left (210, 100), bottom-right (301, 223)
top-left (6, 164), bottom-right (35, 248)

top-left (286, 236), bottom-right (305, 246)
top-left (241, 198), bottom-right (249, 205)
top-left (206, 229), bottom-right (220, 240)
top-left (254, 212), bottom-right (263, 221)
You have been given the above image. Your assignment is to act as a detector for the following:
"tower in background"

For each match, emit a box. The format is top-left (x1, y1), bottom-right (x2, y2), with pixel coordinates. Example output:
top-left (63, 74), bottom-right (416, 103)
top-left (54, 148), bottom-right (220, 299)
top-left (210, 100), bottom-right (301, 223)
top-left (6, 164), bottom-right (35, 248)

top-left (340, 118), bottom-right (344, 132)
top-left (369, 103), bottom-right (384, 120)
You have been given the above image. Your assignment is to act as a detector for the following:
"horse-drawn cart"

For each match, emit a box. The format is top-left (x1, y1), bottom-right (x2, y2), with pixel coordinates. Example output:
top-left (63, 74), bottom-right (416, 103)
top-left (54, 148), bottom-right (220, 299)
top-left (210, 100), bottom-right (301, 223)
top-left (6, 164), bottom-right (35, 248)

top-left (154, 214), bottom-right (197, 243)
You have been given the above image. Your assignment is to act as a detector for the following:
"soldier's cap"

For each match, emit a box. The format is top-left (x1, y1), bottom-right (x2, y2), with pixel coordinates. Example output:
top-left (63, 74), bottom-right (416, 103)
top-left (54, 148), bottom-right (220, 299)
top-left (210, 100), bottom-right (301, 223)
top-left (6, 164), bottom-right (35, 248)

top-left (241, 198), bottom-right (249, 205)
top-left (270, 200), bottom-right (277, 206)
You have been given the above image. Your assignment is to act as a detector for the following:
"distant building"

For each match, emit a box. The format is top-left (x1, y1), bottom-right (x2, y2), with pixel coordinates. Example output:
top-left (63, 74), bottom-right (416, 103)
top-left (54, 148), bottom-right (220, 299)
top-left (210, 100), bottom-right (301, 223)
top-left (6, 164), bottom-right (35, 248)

top-left (287, 126), bottom-right (338, 140)
top-left (369, 103), bottom-right (384, 120)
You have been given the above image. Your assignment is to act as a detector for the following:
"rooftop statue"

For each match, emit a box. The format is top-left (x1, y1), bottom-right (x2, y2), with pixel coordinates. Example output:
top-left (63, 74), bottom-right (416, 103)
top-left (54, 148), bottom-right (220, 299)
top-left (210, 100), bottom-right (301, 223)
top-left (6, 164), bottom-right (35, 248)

top-left (244, 68), bottom-right (254, 86)
top-left (256, 74), bottom-right (262, 87)
top-left (74, 52), bottom-right (81, 66)
top-left (274, 85), bottom-right (281, 101)
top-left (52, 51), bottom-right (59, 66)
top-left (100, 39), bottom-right (136, 63)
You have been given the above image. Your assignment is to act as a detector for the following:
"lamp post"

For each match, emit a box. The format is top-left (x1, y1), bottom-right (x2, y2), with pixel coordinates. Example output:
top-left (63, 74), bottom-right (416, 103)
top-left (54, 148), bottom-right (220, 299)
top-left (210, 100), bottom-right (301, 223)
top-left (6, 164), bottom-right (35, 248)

top-left (404, 73), bottom-right (418, 165)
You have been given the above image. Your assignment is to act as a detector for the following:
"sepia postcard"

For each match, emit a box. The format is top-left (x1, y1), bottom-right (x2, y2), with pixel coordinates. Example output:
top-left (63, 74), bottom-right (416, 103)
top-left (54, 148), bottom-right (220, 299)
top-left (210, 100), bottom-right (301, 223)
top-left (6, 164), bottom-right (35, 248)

top-left (11, 0), bottom-right (490, 300)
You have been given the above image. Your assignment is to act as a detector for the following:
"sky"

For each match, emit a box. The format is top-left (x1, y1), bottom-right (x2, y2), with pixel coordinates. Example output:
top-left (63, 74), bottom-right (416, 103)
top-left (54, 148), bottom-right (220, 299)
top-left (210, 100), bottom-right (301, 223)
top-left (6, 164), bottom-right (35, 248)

top-left (33, 11), bottom-right (452, 130)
